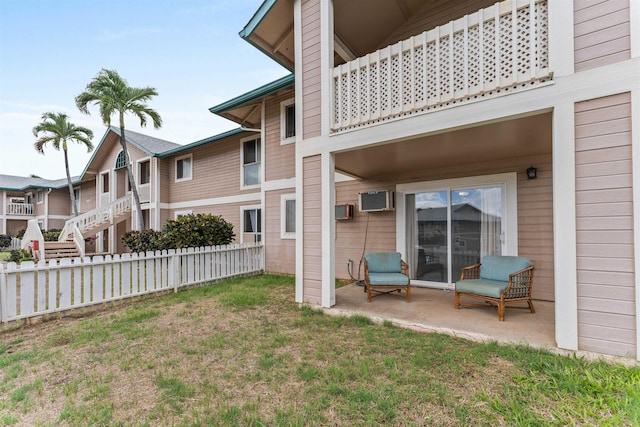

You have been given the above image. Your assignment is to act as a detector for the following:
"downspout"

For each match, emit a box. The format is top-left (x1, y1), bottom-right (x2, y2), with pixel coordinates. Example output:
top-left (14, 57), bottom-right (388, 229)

top-left (2, 190), bottom-right (6, 234)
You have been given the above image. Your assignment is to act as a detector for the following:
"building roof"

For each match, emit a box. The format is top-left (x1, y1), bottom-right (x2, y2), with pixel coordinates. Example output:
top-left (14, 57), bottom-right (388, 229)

top-left (0, 174), bottom-right (81, 191)
top-left (108, 126), bottom-right (181, 156)
top-left (209, 74), bottom-right (294, 115)
top-left (158, 128), bottom-right (248, 158)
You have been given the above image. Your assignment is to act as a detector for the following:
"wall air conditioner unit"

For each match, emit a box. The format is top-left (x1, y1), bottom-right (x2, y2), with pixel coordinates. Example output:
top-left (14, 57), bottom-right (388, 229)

top-left (359, 190), bottom-right (395, 212)
top-left (335, 204), bottom-right (354, 220)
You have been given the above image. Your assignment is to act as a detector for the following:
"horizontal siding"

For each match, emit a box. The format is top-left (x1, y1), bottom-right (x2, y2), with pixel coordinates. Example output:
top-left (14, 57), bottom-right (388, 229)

top-left (303, 156), bottom-right (322, 303)
top-left (166, 134), bottom-right (248, 203)
top-left (574, 0), bottom-right (630, 72)
top-left (302, 0), bottom-right (321, 139)
top-left (265, 90), bottom-right (296, 182)
top-left (265, 190), bottom-right (296, 275)
top-left (575, 92), bottom-right (635, 357)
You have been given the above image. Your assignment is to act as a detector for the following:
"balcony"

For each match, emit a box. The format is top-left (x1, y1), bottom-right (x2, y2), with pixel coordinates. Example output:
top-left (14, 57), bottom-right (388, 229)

top-left (7, 202), bottom-right (34, 216)
top-left (332, 0), bottom-right (551, 132)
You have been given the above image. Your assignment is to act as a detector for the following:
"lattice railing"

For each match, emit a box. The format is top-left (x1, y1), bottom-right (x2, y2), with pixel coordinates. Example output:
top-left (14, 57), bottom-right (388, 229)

top-left (332, 0), bottom-right (550, 131)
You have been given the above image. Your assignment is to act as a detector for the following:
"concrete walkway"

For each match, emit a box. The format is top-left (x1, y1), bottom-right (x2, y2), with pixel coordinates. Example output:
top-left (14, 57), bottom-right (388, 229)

top-left (327, 283), bottom-right (556, 350)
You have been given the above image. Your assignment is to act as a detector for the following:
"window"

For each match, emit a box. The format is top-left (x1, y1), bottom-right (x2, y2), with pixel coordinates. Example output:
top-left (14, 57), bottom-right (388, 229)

top-left (281, 194), bottom-right (296, 239)
top-left (36, 190), bottom-right (43, 204)
top-left (139, 160), bottom-right (151, 185)
top-left (101, 172), bottom-right (110, 193)
top-left (72, 187), bottom-right (81, 212)
top-left (280, 99), bottom-right (295, 143)
top-left (115, 150), bottom-right (128, 170)
top-left (176, 155), bottom-right (192, 181)
top-left (175, 210), bottom-right (192, 219)
top-left (242, 138), bottom-right (261, 187)
top-left (242, 207), bottom-right (262, 243)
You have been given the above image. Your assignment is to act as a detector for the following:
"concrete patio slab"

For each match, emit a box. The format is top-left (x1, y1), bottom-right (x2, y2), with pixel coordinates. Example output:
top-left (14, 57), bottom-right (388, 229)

top-left (326, 283), bottom-right (556, 350)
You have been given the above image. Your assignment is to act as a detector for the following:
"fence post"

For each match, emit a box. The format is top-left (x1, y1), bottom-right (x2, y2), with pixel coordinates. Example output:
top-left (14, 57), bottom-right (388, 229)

top-left (0, 264), bottom-right (6, 323)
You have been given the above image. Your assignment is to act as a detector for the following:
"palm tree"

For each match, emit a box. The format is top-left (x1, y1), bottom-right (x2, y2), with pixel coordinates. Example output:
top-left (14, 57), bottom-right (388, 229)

top-left (75, 69), bottom-right (162, 230)
top-left (33, 112), bottom-right (94, 217)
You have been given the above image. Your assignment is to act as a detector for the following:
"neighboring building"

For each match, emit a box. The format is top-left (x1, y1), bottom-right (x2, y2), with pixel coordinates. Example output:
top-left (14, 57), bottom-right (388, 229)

top-left (2, 0), bottom-right (638, 360)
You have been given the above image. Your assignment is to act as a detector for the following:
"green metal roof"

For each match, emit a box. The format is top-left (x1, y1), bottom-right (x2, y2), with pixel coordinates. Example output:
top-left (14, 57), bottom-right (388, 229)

top-left (158, 128), bottom-right (247, 158)
top-left (239, 0), bottom-right (278, 39)
top-left (209, 73), bottom-right (294, 115)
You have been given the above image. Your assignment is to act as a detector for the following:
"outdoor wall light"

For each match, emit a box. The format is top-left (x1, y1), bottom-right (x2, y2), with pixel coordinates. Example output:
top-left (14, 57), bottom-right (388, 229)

top-left (526, 166), bottom-right (537, 180)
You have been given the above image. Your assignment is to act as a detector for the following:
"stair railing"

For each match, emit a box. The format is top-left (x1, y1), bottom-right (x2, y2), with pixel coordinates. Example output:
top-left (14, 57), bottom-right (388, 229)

top-left (63, 194), bottom-right (132, 235)
top-left (21, 219), bottom-right (45, 261)
top-left (58, 221), bottom-right (85, 258)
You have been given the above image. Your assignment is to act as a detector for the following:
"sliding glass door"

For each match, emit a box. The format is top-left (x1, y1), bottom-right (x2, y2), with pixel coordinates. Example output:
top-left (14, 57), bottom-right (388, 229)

top-left (400, 174), bottom-right (515, 288)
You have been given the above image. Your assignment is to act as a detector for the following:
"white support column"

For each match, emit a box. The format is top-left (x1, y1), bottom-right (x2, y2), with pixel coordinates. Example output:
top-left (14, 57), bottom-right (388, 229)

top-left (2, 190), bottom-right (6, 234)
top-left (630, 0), bottom-right (639, 59)
top-left (153, 157), bottom-right (160, 230)
top-left (321, 151), bottom-right (335, 307)
top-left (547, 0), bottom-right (574, 77)
top-left (553, 102), bottom-right (578, 351)
top-left (631, 89), bottom-right (640, 361)
top-left (320, 0), bottom-right (334, 136)
top-left (294, 0), bottom-right (304, 303)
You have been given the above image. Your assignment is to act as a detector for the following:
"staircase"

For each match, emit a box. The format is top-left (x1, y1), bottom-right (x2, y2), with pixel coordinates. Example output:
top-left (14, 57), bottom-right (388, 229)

top-left (68, 195), bottom-right (132, 237)
top-left (44, 239), bottom-right (81, 260)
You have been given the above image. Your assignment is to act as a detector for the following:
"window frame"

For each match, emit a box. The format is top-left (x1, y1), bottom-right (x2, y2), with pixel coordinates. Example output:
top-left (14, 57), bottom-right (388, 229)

top-left (174, 210), bottom-right (192, 219)
top-left (72, 187), bottom-right (81, 212)
top-left (138, 158), bottom-right (151, 185)
top-left (175, 154), bottom-right (193, 182)
top-left (36, 190), bottom-right (43, 204)
top-left (280, 98), bottom-right (296, 144)
top-left (240, 136), bottom-right (261, 189)
top-left (280, 194), bottom-right (296, 239)
top-left (240, 205), bottom-right (262, 243)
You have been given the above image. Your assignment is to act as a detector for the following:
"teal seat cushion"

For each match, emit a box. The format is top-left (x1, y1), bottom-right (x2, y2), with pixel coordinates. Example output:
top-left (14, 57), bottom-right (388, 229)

top-left (368, 272), bottom-right (409, 286)
top-left (365, 252), bottom-right (402, 273)
top-left (480, 256), bottom-right (530, 282)
top-left (456, 279), bottom-right (507, 298)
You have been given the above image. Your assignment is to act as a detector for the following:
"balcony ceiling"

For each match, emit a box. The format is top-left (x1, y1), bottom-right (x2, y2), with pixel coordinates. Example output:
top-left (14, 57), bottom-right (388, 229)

top-left (334, 113), bottom-right (552, 180)
top-left (244, 0), bottom-right (440, 71)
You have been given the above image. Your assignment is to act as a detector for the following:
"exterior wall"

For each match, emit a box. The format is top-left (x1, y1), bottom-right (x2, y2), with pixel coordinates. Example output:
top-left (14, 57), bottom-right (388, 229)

top-left (265, 189), bottom-right (296, 275)
top-left (380, 0), bottom-right (497, 49)
top-left (78, 179), bottom-right (96, 214)
top-left (47, 188), bottom-right (71, 218)
top-left (265, 90), bottom-right (296, 182)
top-left (574, 0), bottom-right (631, 72)
top-left (166, 136), bottom-right (256, 203)
top-left (168, 202), bottom-right (244, 244)
top-left (334, 152), bottom-right (555, 300)
top-left (301, 0), bottom-right (322, 139)
top-left (575, 92), bottom-right (636, 357)
top-left (303, 155), bottom-right (322, 303)
top-left (6, 219), bottom-right (28, 236)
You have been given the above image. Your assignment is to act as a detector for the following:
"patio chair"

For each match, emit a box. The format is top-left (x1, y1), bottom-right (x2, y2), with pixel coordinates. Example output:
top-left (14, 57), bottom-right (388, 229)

top-left (363, 252), bottom-right (411, 302)
top-left (455, 255), bottom-right (534, 321)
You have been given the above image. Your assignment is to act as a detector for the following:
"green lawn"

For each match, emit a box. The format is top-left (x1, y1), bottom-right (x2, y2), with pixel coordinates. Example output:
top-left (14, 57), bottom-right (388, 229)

top-left (0, 251), bottom-right (10, 262)
top-left (1, 274), bottom-right (638, 426)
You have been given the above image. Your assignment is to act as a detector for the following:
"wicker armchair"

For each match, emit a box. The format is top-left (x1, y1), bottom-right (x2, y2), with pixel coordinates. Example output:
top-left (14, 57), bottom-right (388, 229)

top-left (363, 252), bottom-right (411, 302)
top-left (454, 256), bottom-right (534, 321)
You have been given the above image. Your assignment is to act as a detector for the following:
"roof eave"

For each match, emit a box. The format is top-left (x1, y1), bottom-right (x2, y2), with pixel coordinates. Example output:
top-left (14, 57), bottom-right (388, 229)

top-left (158, 128), bottom-right (247, 158)
top-left (209, 74), bottom-right (294, 115)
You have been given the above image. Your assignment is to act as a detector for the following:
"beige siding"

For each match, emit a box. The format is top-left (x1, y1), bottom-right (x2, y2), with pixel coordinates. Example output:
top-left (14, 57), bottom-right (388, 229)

top-left (159, 158), bottom-right (171, 204)
top-left (335, 153), bottom-right (555, 301)
top-left (265, 189), bottom-right (296, 275)
top-left (301, 0), bottom-right (322, 139)
top-left (381, 0), bottom-right (497, 49)
top-left (78, 179), bottom-right (96, 214)
top-left (166, 135), bottom-right (254, 203)
top-left (574, 0), bottom-right (630, 72)
top-left (575, 92), bottom-right (635, 357)
top-left (48, 188), bottom-right (72, 218)
top-left (303, 156), bottom-right (322, 304)
top-left (265, 90), bottom-right (296, 182)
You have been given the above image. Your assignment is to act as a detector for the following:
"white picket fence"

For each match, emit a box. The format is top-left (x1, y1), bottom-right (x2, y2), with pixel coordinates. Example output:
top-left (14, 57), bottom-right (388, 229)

top-left (0, 243), bottom-right (263, 324)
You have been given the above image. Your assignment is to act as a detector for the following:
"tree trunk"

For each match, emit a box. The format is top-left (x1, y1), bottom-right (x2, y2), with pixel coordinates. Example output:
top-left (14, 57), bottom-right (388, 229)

top-left (64, 147), bottom-right (78, 217)
top-left (119, 116), bottom-right (145, 231)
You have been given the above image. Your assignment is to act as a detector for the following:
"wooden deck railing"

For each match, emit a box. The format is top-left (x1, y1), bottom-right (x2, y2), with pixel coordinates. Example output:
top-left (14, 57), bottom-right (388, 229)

top-left (332, 0), bottom-right (550, 131)
top-left (6, 202), bottom-right (34, 216)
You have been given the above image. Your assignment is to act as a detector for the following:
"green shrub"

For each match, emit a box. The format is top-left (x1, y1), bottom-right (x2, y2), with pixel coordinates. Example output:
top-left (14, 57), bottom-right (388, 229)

top-left (121, 229), bottom-right (166, 253)
top-left (121, 214), bottom-right (235, 253)
top-left (0, 234), bottom-right (11, 249)
top-left (162, 214), bottom-right (235, 249)
top-left (8, 249), bottom-right (32, 263)
top-left (43, 229), bottom-right (61, 242)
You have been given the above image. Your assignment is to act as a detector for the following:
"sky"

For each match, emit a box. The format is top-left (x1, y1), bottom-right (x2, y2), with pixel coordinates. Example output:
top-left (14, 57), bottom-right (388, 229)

top-left (0, 0), bottom-right (288, 180)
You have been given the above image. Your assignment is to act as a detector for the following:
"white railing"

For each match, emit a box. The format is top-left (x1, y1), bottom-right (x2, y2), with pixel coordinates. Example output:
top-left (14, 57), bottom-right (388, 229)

top-left (21, 219), bottom-right (45, 261)
top-left (58, 221), bottom-right (85, 257)
top-left (66, 194), bottom-right (131, 234)
top-left (6, 202), bottom-right (34, 216)
top-left (332, 0), bottom-right (550, 131)
top-left (0, 243), bottom-right (264, 324)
